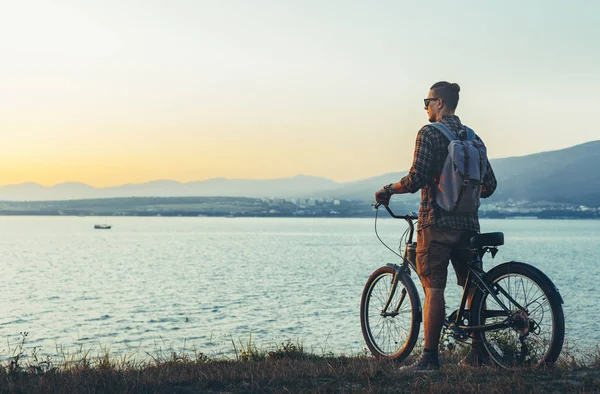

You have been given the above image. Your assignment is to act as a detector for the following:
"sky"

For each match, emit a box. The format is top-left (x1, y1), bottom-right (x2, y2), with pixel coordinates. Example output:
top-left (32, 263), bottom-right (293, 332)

top-left (1, 0), bottom-right (599, 187)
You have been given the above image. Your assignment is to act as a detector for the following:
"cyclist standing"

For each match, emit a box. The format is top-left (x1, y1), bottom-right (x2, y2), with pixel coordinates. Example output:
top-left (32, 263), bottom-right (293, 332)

top-left (375, 81), bottom-right (497, 371)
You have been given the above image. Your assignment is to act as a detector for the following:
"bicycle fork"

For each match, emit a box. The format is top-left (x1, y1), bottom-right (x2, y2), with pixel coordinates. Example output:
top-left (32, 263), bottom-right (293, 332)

top-left (381, 264), bottom-right (408, 317)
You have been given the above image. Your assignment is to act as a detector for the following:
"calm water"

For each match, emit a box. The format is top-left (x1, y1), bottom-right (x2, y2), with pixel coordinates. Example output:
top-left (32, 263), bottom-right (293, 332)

top-left (1, 216), bottom-right (599, 360)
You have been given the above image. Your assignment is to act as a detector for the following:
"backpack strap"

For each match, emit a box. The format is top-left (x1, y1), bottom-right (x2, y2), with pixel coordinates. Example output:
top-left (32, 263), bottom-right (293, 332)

top-left (472, 139), bottom-right (486, 183)
top-left (452, 140), bottom-right (471, 211)
top-left (463, 126), bottom-right (476, 141)
top-left (430, 122), bottom-right (457, 187)
top-left (465, 125), bottom-right (484, 183)
top-left (430, 122), bottom-right (457, 141)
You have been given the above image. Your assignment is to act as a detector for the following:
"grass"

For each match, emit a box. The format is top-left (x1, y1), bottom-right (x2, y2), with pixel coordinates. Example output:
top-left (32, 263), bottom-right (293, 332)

top-left (1, 334), bottom-right (600, 393)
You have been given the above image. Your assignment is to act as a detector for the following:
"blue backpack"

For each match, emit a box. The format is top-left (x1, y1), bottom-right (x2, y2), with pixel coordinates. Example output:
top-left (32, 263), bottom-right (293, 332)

top-left (430, 122), bottom-right (487, 213)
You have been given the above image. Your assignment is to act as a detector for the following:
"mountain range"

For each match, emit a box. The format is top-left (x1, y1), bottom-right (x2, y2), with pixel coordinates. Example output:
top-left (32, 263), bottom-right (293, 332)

top-left (2, 141), bottom-right (599, 206)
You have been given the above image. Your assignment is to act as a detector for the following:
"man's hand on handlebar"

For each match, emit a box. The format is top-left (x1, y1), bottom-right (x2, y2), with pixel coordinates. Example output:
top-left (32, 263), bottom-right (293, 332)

top-left (375, 188), bottom-right (391, 206)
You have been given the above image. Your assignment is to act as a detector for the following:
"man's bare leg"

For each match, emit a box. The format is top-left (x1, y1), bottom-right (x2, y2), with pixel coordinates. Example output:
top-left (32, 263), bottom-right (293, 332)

top-left (400, 287), bottom-right (444, 370)
top-left (423, 288), bottom-right (446, 351)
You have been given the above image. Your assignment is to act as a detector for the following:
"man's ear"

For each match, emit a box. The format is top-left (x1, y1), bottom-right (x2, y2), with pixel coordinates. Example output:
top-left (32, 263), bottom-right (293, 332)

top-left (437, 99), bottom-right (445, 111)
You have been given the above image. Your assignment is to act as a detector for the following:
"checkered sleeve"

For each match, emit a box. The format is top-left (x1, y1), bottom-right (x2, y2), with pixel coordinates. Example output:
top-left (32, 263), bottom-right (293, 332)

top-left (476, 135), bottom-right (497, 198)
top-left (481, 160), bottom-right (497, 198)
top-left (399, 127), bottom-right (435, 194)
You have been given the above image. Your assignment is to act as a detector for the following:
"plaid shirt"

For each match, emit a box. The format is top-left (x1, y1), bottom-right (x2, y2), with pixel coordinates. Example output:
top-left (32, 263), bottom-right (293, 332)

top-left (398, 115), bottom-right (497, 232)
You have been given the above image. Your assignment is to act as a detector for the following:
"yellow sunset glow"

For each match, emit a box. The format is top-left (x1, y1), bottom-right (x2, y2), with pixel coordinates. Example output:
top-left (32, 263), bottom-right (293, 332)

top-left (1, 2), bottom-right (598, 187)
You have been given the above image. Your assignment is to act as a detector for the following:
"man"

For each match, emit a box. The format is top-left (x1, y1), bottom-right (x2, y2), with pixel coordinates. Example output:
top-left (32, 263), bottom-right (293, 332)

top-left (375, 81), bottom-right (497, 371)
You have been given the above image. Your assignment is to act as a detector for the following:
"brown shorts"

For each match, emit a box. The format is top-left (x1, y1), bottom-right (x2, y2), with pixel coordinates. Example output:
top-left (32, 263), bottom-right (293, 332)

top-left (416, 226), bottom-right (479, 289)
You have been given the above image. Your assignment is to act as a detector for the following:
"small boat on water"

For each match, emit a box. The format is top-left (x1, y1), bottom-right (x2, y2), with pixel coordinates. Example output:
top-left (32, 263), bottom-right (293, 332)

top-left (94, 224), bottom-right (112, 230)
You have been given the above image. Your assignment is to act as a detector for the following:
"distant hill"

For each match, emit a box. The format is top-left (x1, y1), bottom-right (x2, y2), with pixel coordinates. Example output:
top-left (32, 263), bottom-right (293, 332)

top-left (1, 141), bottom-right (599, 205)
top-left (0, 175), bottom-right (340, 201)
top-left (485, 140), bottom-right (600, 206)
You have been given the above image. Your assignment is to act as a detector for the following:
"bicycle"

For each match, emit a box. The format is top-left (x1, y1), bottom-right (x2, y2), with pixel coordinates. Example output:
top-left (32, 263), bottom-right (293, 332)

top-left (360, 203), bottom-right (565, 368)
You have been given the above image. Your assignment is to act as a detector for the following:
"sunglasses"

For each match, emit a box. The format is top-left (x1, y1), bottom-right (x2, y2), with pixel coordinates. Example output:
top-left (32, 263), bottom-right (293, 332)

top-left (424, 97), bottom-right (440, 107)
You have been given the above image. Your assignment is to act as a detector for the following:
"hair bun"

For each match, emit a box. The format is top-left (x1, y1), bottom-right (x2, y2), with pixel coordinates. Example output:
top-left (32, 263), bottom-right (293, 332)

top-left (450, 83), bottom-right (460, 93)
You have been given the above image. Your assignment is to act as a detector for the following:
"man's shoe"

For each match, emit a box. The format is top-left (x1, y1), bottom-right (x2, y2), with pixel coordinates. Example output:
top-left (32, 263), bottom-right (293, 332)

top-left (400, 352), bottom-right (440, 372)
top-left (458, 348), bottom-right (490, 367)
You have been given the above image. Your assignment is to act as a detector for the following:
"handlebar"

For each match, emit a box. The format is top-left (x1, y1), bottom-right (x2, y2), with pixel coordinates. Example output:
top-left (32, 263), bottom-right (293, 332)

top-left (372, 203), bottom-right (418, 221)
top-left (372, 203), bottom-right (418, 244)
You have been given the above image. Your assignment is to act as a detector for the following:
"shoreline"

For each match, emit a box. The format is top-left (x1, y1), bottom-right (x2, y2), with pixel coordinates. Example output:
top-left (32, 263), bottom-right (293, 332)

top-left (1, 196), bottom-right (597, 220)
top-left (0, 213), bottom-right (598, 220)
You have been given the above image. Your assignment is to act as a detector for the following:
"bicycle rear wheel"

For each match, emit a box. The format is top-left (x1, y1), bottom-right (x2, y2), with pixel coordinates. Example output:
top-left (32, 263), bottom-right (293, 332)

top-left (471, 262), bottom-right (565, 368)
top-left (360, 265), bottom-right (421, 361)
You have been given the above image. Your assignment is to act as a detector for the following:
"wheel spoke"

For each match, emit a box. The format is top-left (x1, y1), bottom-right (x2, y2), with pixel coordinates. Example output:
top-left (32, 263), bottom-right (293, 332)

top-left (526, 296), bottom-right (548, 316)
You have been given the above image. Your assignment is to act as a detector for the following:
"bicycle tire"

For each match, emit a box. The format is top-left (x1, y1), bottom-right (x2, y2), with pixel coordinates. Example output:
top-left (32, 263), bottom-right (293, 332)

top-left (471, 262), bottom-right (565, 368)
top-left (360, 265), bottom-right (421, 361)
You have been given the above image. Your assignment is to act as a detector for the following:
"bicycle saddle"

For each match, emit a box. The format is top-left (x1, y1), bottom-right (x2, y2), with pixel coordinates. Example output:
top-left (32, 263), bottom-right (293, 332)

top-left (470, 232), bottom-right (504, 248)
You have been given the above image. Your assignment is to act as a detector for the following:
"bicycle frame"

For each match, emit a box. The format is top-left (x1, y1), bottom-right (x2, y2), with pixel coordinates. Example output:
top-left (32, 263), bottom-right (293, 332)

top-left (377, 204), bottom-right (531, 336)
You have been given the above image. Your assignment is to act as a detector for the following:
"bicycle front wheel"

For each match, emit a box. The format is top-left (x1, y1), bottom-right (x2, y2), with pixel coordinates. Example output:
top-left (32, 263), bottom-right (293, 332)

top-left (360, 265), bottom-right (421, 361)
top-left (471, 262), bottom-right (565, 368)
